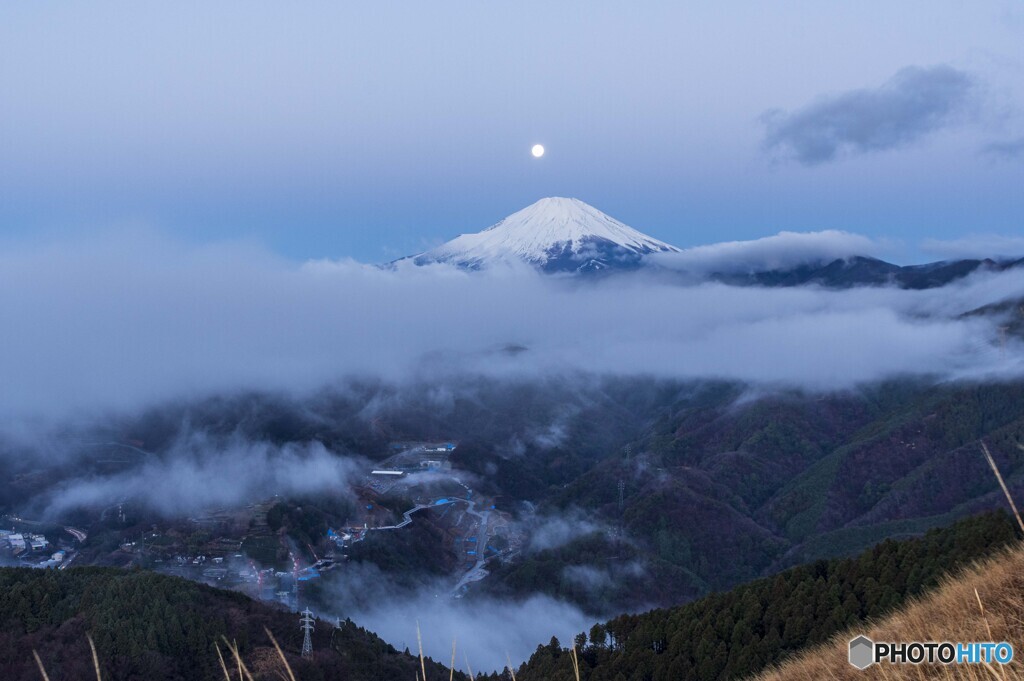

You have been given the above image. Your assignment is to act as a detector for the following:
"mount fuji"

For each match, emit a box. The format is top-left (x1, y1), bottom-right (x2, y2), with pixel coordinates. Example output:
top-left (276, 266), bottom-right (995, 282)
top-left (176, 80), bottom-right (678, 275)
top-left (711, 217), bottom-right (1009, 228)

top-left (400, 197), bottom-right (1024, 286)
top-left (406, 197), bottom-right (680, 273)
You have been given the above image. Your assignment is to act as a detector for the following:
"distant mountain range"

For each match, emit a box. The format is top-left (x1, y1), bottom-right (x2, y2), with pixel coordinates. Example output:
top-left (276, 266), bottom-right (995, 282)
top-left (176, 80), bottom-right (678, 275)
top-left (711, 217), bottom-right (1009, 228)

top-left (706, 254), bottom-right (1024, 289)
top-left (400, 197), bottom-right (1024, 287)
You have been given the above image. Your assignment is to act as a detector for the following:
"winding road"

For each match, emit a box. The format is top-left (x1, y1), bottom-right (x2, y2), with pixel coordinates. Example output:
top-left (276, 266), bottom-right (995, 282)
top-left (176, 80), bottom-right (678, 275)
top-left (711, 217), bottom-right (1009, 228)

top-left (365, 494), bottom-right (494, 596)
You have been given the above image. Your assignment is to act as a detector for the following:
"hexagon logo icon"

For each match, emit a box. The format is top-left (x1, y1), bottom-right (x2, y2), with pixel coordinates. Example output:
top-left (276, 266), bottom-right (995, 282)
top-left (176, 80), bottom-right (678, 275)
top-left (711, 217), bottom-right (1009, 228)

top-left (849, 635), bottom-right (875, 670)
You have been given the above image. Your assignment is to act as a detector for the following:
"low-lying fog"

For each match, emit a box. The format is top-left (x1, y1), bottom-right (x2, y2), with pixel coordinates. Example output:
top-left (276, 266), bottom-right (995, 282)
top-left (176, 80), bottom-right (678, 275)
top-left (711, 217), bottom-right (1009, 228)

top-left (2, 229), bottom-right (1022, 671)
top-left (1, 230), bottom-right (1021, 423)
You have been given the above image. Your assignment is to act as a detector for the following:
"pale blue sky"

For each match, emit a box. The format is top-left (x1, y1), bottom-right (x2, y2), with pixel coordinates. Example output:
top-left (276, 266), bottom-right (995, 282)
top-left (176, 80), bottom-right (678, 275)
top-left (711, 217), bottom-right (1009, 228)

top-left (1, 1), bottom-right (1022, 261)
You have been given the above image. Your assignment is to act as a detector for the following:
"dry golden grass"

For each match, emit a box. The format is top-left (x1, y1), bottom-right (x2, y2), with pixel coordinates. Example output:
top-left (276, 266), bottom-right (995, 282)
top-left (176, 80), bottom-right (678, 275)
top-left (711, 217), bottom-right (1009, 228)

top-left (87, 634), bottom-right (103, 681)
top-left (32, 651), bottom-right (52, 681)
top-left (982, 442), bottom-right (1024, 535)
top-left (263, 626), bottom-right (297, 681)
top-left (756, 543), bottom-right (1024, 680)
top-left (215, 642), bottom-right (232, 681)
top-left (221, 636), bottom-right (256, 681)
top-left (30, 620), bottom-right (465, 681)
top-left (416, 620), bottom-right (428, 681)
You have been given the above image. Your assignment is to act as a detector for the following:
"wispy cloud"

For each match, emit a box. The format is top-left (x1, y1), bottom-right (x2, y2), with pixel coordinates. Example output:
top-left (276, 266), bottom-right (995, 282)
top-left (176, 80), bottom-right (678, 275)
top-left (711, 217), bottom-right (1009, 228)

top-left (42, 432), bottom-right (364, 518)
top-left (981, 137), bottom-right (1024, 160)
top-left (921, 235), bottom-right (1024, 261)
top-left (321, 562), bottom-right (593, 673)
top-left (762, 65), bottom-right (977, 165)
top-left (650, 230), bottom-right (884, 273)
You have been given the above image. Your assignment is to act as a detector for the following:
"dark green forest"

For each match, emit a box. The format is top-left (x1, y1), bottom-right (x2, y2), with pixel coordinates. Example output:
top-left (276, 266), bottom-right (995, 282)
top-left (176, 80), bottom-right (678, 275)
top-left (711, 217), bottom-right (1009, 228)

top-left (479, 381), bottom-right (1024, 613)
top-left (0, 512), bottom-right (1018, 680)
top-left (0, 566), bottom-right (462, 681)
top-left (505, 511), bottom-right (1018, 681)
top-left (4, 378), bottom-right (1024, 680)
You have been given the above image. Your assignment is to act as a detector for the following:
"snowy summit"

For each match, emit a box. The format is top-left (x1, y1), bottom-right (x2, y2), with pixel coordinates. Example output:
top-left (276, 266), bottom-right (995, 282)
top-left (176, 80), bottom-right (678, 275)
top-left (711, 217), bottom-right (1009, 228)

top-left (409, 197), bottom-right (680, 273)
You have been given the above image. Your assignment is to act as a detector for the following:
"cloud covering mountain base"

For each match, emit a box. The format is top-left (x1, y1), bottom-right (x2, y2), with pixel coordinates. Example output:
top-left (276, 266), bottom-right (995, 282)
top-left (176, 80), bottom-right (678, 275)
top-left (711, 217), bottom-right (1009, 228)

top-left (1, 230), bottom-right (1022, 423)
top-left (1, 228), bottom-right (1022, 673)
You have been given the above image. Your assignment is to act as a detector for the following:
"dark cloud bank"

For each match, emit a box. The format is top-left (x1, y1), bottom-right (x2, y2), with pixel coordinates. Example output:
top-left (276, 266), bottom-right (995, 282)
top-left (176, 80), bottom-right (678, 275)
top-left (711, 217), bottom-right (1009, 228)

top-left (762, 65), bottom-right (976, 165)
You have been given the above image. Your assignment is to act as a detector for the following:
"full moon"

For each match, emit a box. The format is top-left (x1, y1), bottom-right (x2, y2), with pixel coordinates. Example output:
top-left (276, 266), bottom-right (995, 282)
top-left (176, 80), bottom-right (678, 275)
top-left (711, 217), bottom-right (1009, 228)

top-left (531, 144), bottom-right (545, 158)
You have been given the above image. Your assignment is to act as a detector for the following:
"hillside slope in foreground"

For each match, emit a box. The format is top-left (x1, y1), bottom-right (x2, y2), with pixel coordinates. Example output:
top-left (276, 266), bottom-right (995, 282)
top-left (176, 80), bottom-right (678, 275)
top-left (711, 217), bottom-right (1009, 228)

top-left (758, 541), bottom-right (1024, 680)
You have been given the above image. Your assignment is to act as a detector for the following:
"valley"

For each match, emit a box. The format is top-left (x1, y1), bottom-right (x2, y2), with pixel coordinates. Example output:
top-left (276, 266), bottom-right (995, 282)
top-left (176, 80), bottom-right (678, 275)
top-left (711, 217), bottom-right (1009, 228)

top-left (4, 3), bottom-right (1023, 677)
top-left (5, 376), bottom-right (1024, 623)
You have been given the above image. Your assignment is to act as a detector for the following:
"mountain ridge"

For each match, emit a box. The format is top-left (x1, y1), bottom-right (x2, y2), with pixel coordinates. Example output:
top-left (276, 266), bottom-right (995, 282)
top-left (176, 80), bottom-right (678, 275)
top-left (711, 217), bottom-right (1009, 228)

top-left (398, 198), bottom-right (1023, 286)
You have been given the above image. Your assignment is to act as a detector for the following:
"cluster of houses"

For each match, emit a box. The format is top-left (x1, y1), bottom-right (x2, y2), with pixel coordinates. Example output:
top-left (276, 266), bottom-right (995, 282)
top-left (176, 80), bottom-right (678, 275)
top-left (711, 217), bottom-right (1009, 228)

top-left (0, 529), bottom-right (65, 566)
top-left (0, 528), bottom-right (48, 554)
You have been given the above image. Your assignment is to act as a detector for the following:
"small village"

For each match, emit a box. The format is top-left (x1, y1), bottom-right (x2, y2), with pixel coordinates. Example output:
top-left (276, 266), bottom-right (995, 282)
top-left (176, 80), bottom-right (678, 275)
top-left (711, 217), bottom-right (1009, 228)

top-left (1, 441), bottom-right (524, 613)
top-left (0, 528), bottom-right (65, 567)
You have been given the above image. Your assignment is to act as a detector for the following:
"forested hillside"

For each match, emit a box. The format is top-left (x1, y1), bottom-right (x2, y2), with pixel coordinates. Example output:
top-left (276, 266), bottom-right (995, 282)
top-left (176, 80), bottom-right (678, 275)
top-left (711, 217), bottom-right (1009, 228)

top-left (758, 536), bottom-right (1024, 680)
top-left (7, 377), bottom-right (1024, 675)
top-left (0, 566), bottom-right (461, 681)
top-left (482, 381), bottom-right (1024, 612)
top-left (506, 511), bottom-right (1018, 681)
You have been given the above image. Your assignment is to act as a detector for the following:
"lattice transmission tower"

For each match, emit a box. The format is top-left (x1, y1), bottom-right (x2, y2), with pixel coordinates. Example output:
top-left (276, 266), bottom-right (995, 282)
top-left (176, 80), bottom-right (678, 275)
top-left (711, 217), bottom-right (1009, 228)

top-left (300, 608), bottom-right (315, 658)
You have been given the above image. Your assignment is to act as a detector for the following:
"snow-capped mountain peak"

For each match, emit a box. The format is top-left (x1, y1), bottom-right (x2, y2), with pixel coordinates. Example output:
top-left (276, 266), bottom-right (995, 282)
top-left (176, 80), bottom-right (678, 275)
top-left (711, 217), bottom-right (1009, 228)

top-left (410, 197), bottom-right (680, 273)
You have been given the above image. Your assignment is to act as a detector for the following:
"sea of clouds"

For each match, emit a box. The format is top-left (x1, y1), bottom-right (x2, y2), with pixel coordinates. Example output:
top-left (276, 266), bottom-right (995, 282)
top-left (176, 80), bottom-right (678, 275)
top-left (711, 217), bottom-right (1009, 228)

top-left (1, 229), bottom-right (1021, 424)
